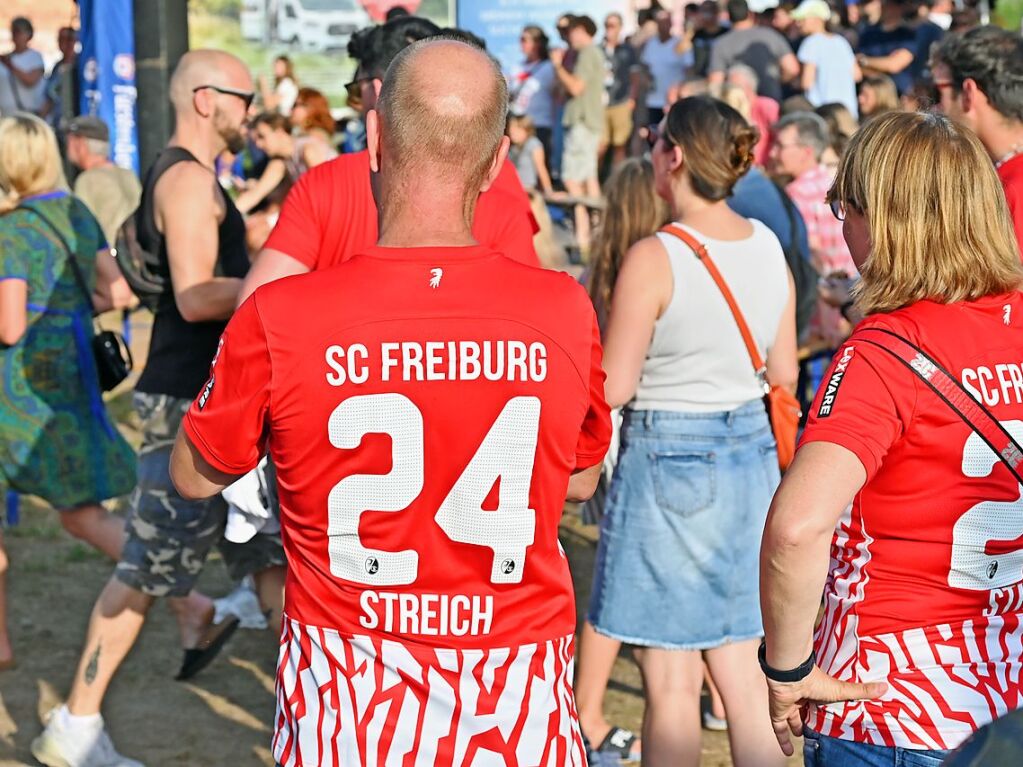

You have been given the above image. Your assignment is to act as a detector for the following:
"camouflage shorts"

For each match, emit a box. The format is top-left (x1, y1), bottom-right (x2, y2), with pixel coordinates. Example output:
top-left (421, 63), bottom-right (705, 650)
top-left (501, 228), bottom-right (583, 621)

top-left (115, 393), bottom-right (285, 598)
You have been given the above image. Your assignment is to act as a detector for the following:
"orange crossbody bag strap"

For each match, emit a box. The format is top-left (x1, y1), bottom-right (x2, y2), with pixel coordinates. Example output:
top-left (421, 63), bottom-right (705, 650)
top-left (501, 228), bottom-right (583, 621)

top-left (659, 224), bottom-right (767, 379)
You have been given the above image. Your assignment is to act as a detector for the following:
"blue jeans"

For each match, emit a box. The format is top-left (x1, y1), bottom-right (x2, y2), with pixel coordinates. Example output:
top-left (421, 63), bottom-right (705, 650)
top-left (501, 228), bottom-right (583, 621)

top-left (803, 728), bottom-right (951, 767)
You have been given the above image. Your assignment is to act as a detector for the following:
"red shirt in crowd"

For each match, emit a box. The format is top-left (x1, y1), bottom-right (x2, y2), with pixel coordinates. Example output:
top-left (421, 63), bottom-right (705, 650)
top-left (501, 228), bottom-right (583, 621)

top-left (800, 293), bottom-right (1023, 750)
top-left (998, 154), bottom-right (1023, 257)
top-left (184, 244), bottom-right (610, 766)
top-left (262, 151), bottom-right (541, 269)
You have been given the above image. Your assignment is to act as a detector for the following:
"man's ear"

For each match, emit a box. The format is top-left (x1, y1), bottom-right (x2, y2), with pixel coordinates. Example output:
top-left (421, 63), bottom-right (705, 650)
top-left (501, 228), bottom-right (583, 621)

top-left (479, 136), bottom-right (511, 194)
top-left (366, 109), bottom-right (382, 173)
top-left (962, 77), bottom-right (983, 115)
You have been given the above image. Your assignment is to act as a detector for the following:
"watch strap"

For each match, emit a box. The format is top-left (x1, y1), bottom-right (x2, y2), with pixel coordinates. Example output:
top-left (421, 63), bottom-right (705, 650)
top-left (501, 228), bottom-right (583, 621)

top-left (758, 639), bottom-right (815, 683)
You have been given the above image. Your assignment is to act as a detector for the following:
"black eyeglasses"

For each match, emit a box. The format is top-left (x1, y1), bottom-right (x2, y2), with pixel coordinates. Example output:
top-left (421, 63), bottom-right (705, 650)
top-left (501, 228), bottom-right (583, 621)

top-left (192, 85), bottom-right (254, 110)
top-left (829, 199), bottom-right (862, 221)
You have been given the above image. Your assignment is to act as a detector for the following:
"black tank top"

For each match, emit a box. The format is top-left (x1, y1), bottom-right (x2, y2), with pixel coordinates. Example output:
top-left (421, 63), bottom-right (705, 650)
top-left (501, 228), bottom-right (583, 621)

top-left (135, 147), bottom-right (249, 399)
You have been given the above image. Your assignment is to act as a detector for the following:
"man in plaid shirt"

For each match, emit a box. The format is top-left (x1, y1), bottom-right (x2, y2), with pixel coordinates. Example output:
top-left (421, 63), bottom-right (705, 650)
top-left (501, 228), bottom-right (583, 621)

top-left (771, 111), bottom-right (857, 345)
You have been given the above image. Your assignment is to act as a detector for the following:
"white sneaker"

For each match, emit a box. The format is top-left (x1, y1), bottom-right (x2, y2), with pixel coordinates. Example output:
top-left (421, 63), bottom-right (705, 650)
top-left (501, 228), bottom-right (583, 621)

top-left (214, 578), bottom-right (268, 630)
top-left (31, 706), bottom-right (145, 767)
top-left (702, 709), bottom-right (728, 732)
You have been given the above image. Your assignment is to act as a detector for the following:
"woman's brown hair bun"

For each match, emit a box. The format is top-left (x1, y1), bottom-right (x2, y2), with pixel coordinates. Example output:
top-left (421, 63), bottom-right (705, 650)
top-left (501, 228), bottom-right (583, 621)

top-left (663, 95), bottom-right (759, 201)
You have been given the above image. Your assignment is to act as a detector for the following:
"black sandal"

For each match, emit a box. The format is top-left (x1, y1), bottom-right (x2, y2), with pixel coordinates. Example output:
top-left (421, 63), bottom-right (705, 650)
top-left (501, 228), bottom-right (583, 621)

top-left (595, 726), bottom-right (640, 762)
top-left (175, 615), bottom-right (240, 680)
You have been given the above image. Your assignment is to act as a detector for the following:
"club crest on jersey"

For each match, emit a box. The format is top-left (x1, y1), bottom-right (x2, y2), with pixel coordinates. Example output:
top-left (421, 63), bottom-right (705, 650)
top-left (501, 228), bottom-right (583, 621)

top-left (501, 559), bottom-right (516, 575)
top-left (365, 557), bottom-right (380, 575)
top-left (429, 268), bottom-right (443, 289)
top-left (817, 345), bottom-right (855, 418)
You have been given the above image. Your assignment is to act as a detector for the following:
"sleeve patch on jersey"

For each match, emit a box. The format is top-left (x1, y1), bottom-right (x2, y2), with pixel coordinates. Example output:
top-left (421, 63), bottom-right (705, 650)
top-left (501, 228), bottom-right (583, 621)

top-left (817, 345), bottom-right (855, 418)
top-left (197, 374), bottom-right (215, 410)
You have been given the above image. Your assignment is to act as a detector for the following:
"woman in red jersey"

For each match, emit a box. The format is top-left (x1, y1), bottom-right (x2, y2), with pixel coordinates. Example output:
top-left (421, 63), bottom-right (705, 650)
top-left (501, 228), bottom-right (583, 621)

top-left (761, 111), bottom-right (1023, 767)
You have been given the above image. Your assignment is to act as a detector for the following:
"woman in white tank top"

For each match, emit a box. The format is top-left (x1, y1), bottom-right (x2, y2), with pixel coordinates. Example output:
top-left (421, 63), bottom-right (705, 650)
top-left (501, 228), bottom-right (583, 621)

top-left (588, 96), bottom-right (797, 766)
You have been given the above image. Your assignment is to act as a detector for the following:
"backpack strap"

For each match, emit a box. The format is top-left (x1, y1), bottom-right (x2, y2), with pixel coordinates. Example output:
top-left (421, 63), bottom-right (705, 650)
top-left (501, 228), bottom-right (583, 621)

top-left (660, 223), bottom-right (768, 389)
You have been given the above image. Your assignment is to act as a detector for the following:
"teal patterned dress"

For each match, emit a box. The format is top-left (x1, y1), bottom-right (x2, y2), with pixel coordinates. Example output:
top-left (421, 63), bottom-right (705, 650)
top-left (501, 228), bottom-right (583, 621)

top-left (0, 191), bottom-right (136, 508)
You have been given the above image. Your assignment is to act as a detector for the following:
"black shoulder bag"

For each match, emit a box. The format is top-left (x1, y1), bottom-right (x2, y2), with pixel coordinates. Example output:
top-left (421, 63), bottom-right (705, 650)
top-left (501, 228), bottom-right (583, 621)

top-left (20, 205), bottom-right (133, 391)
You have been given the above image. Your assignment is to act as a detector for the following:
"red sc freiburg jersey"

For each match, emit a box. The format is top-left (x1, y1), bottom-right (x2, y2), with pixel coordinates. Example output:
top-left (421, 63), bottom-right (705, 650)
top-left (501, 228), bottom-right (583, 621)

top-left (262, 151), bottom-right (541, 271)
top-left (801, 293), bottom-right (1023, 750)
top-left (184, 245), bottom-right (610, 767)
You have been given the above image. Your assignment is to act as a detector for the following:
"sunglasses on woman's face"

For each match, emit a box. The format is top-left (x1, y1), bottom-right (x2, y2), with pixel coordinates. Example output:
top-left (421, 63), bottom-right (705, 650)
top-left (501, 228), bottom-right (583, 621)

top-left (646, 125), bottom-right (674, 150)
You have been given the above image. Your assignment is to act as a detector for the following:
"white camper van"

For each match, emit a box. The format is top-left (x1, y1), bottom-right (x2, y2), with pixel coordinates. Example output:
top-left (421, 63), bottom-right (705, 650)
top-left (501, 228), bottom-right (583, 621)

top-left (275, 0), bottom-right (371, 52)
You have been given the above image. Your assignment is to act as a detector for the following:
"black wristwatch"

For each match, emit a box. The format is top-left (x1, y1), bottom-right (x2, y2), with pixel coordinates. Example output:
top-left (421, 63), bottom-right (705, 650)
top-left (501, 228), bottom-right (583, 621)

top-left (758, 639), bottom-right (815, 683)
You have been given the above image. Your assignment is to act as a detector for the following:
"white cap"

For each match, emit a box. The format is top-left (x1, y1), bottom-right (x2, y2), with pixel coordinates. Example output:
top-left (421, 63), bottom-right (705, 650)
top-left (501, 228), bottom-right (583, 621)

top-left (791, 0), bottom-right (833, 21)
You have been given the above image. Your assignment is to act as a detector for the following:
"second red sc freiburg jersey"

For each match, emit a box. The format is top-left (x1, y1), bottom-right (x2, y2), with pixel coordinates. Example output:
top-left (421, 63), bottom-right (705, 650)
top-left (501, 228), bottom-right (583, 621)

top-left (184, 245), bottom-right (610, 767)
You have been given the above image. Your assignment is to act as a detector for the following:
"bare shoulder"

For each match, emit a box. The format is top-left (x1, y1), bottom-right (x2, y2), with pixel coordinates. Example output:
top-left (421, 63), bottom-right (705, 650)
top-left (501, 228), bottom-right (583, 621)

top-left (154, 161), bottom-right (222, 216)
top-left (621, 233), bottom-right (671, 274)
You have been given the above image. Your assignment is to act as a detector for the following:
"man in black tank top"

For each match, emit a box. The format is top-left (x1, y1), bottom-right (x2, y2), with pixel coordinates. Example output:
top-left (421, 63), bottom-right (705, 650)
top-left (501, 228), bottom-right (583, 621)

top-left (33, 50), bottom-right (285, 767)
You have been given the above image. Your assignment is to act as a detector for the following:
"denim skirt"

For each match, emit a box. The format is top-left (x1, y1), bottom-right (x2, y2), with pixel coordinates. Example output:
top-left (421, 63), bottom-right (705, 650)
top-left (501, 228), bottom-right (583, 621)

top-left (587, 401), bottom-right (780, 649)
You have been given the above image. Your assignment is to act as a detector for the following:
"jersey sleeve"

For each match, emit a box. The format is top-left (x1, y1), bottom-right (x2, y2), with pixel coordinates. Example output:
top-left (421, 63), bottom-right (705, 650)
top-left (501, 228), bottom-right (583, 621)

top-left (183, 293), bottom-right (272, 475)
top-left (800, 332), bottom-right (917, 480)
top-left (574, 311), bottom-right (612, 469)
top-left (262, 170), bottom-right (322, 270)
top-left (473, 187), bottom-right (540, 267)
top-left (998, 170), bottom-right (1023, 258)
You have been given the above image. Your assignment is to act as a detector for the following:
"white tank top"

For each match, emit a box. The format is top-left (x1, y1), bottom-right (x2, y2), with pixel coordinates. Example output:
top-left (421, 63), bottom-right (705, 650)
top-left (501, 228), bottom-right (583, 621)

top-left (631, 219), bottom-right (790, 412)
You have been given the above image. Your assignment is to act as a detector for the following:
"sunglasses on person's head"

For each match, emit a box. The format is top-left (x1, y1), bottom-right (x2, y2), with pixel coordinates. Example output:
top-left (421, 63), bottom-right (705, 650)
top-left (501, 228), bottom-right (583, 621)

top-left (192, 84), bottom-right (254, 110)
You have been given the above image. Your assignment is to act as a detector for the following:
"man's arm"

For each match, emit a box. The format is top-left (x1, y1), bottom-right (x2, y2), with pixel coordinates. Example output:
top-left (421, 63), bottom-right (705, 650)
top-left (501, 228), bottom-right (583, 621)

top-left (155, 161), bottom-right (242, 322)
top-left (858, 48), bottom-right (914, 75)
top-left (566, 463), bottom-right (601, 502)
top-left (1, 55), bottom-right (43, 88)
top-left (238, 248), bottom-right (310, 307)
top-left (170, 428), bottom-right (243, 500)
top-left (800, 62), bottom-right (816, 94)
top-left (550, 48), bottom-right (586, 97)
top-left (779, 52), bottom-right (800, 83)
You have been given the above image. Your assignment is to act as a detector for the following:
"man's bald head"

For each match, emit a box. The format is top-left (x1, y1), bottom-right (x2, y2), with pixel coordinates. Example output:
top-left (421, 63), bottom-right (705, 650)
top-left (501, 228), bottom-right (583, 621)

top-left (376, 39), bottom-right (508, 194)
top-left (169, 49), bottom-right (251, 114)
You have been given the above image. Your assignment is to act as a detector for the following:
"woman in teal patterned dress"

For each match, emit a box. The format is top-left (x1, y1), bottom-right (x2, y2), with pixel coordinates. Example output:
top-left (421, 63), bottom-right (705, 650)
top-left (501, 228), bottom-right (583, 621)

top-left (0, 113), bottom-right (136, 668)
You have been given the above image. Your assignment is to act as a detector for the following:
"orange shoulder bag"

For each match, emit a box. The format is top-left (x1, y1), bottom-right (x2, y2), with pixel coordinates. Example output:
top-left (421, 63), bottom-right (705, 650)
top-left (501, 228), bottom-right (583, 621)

top-left (660, 224), bottom-right (800, 470)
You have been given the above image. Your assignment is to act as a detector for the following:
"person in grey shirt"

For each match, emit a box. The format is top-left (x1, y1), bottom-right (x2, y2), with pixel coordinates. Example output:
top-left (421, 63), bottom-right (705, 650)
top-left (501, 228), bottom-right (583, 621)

top-left (708, 0), bottom-right (800, 102)
top-left (65, 117), bottom-right (142, 246)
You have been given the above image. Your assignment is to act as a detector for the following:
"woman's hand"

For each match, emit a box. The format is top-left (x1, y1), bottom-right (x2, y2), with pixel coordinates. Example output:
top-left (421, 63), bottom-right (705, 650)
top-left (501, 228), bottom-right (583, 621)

top-left (767, 666), bottom-right (887, 756)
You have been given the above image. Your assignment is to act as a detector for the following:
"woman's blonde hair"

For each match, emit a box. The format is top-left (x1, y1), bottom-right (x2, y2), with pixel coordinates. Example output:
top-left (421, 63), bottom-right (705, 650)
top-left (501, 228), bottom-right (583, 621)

top-left (829, 111), bottom-right (1023, 315)
top-left (859, 74), bottom-right (899, 120)
top-left (588, 158), bottom-right (670, 326)
top-left (719, 83), bottom-right (752, 122)
top-left (0, 113), bottom-right (67, 214)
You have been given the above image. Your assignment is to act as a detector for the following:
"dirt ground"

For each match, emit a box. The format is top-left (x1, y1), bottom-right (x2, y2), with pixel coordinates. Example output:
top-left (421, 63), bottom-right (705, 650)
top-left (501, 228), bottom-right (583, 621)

top-left (0, 314), bottom-right (803, 766)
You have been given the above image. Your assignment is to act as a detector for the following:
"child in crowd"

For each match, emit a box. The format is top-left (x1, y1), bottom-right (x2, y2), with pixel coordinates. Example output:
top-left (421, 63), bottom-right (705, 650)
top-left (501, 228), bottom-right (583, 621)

top-left (507, 114), bottom-right (554, 196)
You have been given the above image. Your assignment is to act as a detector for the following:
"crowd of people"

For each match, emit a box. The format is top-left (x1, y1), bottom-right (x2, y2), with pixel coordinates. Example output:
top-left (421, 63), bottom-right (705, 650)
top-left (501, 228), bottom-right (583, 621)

top-left (2, 3), bottom-right (1023, 767)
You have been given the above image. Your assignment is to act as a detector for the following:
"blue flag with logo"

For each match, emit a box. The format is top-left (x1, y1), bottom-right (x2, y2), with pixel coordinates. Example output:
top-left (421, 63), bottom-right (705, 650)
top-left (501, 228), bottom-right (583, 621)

top-left (78, 0), bottom-right (139, 173)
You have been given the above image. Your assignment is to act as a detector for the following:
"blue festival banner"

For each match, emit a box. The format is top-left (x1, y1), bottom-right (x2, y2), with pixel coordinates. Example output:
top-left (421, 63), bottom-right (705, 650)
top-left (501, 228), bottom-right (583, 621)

top-left (78, 0), bottom-right (139, 174)
top-left (457, 0), bottom-right (632, 76)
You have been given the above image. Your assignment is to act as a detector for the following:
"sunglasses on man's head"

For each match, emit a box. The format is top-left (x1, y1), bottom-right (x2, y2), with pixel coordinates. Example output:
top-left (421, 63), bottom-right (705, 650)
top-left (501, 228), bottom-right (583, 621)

top-left (192, 84), bottom-right (254, 110)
